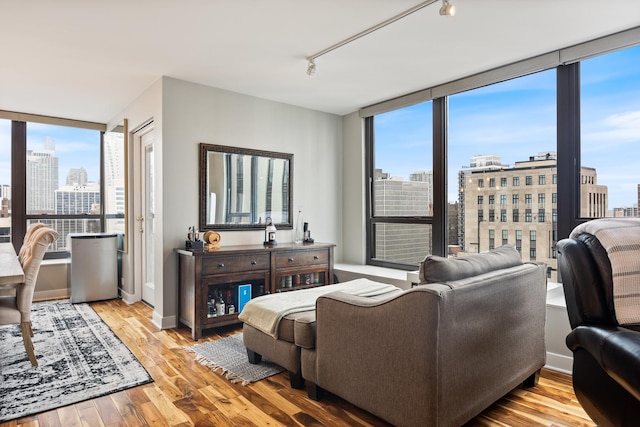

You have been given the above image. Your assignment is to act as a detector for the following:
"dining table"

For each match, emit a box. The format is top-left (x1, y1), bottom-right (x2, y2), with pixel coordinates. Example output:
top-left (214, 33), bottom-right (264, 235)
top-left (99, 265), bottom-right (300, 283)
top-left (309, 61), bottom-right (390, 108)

top-left (0, 242), bottom-right (25, 286)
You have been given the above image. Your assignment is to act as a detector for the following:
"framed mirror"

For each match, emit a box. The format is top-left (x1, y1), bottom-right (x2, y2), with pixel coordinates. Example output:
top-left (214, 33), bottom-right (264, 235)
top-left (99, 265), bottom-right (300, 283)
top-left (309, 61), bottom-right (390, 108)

top-left (104, 118), bottom-right (128, 252)
top-left (200, 143), bottom-right (293, 231)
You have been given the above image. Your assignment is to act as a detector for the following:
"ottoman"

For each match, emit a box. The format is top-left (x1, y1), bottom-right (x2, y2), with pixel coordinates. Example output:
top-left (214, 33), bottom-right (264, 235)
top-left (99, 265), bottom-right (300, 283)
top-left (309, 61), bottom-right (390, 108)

top-left (239, 279), bottom-right (402, 389)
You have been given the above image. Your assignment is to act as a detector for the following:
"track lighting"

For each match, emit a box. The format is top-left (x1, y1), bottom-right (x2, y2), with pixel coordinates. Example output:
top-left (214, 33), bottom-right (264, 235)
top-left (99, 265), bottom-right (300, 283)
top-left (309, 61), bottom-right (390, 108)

top-left (439, 0), bottom-right (455, 16)
top-left (306, 59), bottom-right (316, 76)
top-left (305, 0), bottom-right (456, 76)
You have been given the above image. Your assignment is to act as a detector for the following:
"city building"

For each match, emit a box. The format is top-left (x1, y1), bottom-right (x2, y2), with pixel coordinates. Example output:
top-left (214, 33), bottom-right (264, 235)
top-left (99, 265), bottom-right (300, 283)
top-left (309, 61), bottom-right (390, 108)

top-left (459, 152), bottom-right (608, 279)
top-left (26, 138), bottom-right (58, 213)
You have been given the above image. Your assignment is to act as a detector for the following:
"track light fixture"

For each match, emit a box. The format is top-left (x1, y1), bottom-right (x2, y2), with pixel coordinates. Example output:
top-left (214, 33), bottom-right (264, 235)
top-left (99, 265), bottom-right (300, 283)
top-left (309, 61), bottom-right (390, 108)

top-left (439, 0), bottom-right (455, 16)
top-left (305, 0), bottom-right (456, 75)
top-left (306, 59), bottom-right (316, 76)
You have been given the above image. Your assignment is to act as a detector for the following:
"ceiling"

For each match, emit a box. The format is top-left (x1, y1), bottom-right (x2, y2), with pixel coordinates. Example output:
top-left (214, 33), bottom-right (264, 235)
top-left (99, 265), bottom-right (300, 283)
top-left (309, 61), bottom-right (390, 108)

top-left (2, 1), bottom-right (640, 124)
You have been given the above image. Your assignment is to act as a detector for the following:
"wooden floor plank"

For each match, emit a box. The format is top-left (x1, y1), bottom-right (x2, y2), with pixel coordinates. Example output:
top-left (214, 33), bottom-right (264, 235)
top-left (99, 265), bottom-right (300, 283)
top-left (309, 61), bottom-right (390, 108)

top-left (9, 299), bottom-right (596, 427)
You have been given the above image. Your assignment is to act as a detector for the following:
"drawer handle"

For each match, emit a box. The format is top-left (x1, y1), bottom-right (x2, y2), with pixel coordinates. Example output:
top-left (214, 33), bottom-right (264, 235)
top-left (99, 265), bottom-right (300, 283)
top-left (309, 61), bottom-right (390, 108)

top-left (218, 263), bottom-right (225, 268)
top-left (314, 255), bottom-right (319, 260)
top-left (288, 257), bottom-right (294, 262)
top-left (251, 260), bottom-right (257, 265)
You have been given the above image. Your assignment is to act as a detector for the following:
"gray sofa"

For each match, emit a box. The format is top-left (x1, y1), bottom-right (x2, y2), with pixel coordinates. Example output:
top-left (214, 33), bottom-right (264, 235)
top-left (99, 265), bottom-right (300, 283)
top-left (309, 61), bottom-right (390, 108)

top-left (300, 245), bottom-right (547, 427)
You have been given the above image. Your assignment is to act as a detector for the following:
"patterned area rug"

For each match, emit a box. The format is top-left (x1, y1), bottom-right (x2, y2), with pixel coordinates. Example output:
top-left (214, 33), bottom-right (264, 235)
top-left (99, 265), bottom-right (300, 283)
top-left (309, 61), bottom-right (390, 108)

top-left (0, 300), bottom-right (153, 422)
top-left (185, 333), bottom-right (284, 386)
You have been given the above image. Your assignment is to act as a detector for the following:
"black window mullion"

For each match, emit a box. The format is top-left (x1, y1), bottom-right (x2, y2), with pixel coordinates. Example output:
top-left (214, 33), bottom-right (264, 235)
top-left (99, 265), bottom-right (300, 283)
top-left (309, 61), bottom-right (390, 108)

top-left (557, 63), bottom-right (581, 240)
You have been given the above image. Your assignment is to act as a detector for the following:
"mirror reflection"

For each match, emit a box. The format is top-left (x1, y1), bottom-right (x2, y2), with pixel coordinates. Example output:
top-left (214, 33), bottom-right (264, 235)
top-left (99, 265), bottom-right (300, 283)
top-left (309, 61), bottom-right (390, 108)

top-left (200, 144), bottom-right (292, 231)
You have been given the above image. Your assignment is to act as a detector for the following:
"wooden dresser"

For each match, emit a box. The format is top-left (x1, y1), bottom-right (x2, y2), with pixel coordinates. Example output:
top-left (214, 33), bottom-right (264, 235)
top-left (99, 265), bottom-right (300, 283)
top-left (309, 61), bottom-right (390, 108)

top-left (176, 242), bottom-right (335, 340)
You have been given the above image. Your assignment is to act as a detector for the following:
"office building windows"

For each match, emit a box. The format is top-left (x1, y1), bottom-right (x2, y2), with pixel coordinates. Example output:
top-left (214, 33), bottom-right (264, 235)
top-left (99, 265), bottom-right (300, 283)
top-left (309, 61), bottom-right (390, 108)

top-left (525, 176), bottom-right (533, 185)
top-left (489, 195), bottom-right (495, 205)
top-left (502, 229), bottom-right (508, 245)
top-left (478, 179), bottom-right (484, 188)
top-left (513, 176), bottom-right (520, 186)
top-left (525, 209), bottom-right (532, 222)
top-left (512, 194), bottom-right (519, 205)
top-left (539, 175), bottom-right (546, 185)
top-left (500, 177), bottom-right (507, 187)
top-left (500, 209), bottom-right (507, 222)
top-left (478, 195), bottom-right (483, 205)
top-left (500, 194), bottom-right (507, 205)
top-left (489, 178), bottom-right (496, 188)
top-left (538, 193), bottom-right (545, 205)
top-left (489, 229), bottom-right (495, 250)
top-left (513, 208), bottom-right (520, 222)
top-left (525, 194), bottom-right (532, 205)
top-left (538, 209), bottom-right (546, 222)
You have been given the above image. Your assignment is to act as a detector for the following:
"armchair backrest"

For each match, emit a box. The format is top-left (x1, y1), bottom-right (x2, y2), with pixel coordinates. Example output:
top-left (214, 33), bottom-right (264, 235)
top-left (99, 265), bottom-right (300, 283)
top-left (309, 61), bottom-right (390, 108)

top-left (16, 227), bottom-right (58, 321)
top-left (557, 232), bottom-right (616, 329)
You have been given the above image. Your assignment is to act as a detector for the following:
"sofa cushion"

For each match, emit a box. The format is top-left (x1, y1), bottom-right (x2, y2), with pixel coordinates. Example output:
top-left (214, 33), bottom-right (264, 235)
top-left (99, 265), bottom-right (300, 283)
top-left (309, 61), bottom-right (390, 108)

top-left (419, 244), bottom-right (522, 284)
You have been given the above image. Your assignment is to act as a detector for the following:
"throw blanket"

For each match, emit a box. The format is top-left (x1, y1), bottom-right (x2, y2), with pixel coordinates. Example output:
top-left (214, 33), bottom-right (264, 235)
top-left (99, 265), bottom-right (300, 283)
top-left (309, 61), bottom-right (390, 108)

top-left (571, 218), bottom-right (640, 325)
top-left (238, 278), bottom-right (399, 338)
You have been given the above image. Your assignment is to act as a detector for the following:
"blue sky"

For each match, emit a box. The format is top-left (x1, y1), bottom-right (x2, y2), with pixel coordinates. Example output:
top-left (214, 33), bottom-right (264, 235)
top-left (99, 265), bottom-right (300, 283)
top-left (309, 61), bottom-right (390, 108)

top-left (0, 121), bottom-right (100, 186)
top-left (375, 45), bottom-right (640, 209)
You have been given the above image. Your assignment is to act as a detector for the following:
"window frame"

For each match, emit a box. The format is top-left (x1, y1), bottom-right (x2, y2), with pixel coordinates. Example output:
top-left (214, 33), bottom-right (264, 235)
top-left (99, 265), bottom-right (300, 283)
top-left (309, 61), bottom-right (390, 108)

top-left (7, 118), bottom-right (106, 258)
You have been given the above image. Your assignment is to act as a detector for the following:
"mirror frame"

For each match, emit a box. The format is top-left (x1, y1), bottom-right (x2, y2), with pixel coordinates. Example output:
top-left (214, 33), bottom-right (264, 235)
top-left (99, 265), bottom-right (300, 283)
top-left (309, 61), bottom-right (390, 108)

top-left (199, 143), bottom-right (293, 231)
top-left (104, 118), bottom-right (128, 252)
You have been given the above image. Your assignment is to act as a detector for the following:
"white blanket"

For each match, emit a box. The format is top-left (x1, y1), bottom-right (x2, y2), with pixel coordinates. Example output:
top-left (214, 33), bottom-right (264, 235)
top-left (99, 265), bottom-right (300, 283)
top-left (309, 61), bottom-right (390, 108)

top-left (238, 278), bottom-right (400, 338)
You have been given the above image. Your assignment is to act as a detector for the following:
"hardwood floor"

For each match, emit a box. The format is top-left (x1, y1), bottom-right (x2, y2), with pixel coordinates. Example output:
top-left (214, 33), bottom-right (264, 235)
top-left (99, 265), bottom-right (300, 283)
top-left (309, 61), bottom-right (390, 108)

top-left (2, 299), bottom-right (595, 427)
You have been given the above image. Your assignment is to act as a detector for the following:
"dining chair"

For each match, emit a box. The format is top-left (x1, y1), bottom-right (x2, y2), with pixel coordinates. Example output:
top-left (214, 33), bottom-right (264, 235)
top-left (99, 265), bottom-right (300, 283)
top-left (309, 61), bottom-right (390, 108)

top-left (0, 226), bottom-right (58, 366)
top-left (18, 223), bottom-right (47, 260)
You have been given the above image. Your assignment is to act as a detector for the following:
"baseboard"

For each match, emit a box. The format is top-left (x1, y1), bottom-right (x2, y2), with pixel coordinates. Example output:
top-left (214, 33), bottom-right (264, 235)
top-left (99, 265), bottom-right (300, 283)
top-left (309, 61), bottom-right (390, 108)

top-left (152, 312), bottom-right (177, 330)
top-left (34, 289), bottom-right (70, 302)
top-left (120, 288), bottom-right (138, 305)
top-left (545, 351), bottom-right (573, 374)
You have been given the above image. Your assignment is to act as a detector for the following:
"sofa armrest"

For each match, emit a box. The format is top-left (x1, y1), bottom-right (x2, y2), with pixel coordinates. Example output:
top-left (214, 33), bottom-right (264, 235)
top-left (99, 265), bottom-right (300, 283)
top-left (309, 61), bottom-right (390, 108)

top-left (567, 325), bottom-right (640, 401)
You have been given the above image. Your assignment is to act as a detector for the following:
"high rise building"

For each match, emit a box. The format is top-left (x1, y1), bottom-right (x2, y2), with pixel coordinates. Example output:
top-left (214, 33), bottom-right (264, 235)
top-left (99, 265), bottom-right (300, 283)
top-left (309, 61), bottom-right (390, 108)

top-left (66, 167), bottom-right (88, 186)
top-left (53, 183), bottom-right (101, 250)
top-left (26, 142), bottom-right (58, 213)
top-left (373, 171), bottom-right (434, 265)
top-left (459, 152), bottom-right (608, 280)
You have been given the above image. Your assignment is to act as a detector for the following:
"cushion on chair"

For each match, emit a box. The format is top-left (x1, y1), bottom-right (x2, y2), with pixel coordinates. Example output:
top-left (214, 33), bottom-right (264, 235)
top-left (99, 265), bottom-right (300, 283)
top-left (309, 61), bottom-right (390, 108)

top-left (419, 244), bottom-right (522, 284)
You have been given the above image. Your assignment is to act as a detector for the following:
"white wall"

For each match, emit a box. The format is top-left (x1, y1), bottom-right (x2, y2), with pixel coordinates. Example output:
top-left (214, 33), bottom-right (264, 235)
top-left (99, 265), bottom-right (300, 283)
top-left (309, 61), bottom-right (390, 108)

top-left (156, 77), bottom-right (342, 326)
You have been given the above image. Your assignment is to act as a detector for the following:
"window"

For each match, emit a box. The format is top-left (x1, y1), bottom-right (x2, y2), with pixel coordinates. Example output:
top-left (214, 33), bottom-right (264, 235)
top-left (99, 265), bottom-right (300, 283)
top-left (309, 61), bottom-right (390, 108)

top-left (478, 195), bottom-right (484, 205)
top-left (2, 118), bottom-right (103, 256)
top-left (530, 230), bottom-right (537, 241)
top-left (525, 194), bottom-right (532, 205)
top-left (525, 176), bottom-right (533, 185)
top-left (525, 209), bottom-right (532, 222)
top-left (489, 209), bottom-right (495, 222)
top-left (489, 229), bottom-right (495, 250)
top-left (502, 229), bottom-right (508, 245)
top-left (552, 208), bottom-right (558, 223)
top-left (538, 193), bottom-right (545, 205)
top-left (366, 101), bottom-right (433, 267)
top-left (513, 208), bottom-right (520, 222)
top-left (539, 175), bottom-right (546, 185)
top-left (512, 194), bottom-right (519, 205)
top-left (478, 210), bottom-right (484, 222)
top-left (552, 174), bottom-right (557, 184)
top-left (580, 44), bottom-right (640, 221)
top-left (552, 193), bottom-right (557, 204)
top-left (449, 69), bottom-right (555, 257)
top-left (538, 209), bottom-right (546, 222)
top-left (530, 247), bottom-right (537, 260)
top-left (515, 230), bottom-right (522, 252)
top-left (488, 195), bottom-right (495, 205)
top-left (478, 178), bottom-right (484, 188)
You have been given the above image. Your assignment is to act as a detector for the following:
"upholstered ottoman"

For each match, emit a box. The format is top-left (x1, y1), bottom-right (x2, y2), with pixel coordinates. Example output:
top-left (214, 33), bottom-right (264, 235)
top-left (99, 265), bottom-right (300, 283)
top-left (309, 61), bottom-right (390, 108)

top-left (239, 279), bottom-right (401, 389)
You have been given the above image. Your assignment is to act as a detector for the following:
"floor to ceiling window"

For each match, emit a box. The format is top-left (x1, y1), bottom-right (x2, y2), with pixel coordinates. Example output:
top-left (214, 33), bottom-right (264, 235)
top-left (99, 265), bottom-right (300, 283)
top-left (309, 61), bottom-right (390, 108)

top-left (448, 69), bottom-right (558, 278)
top-left (366, 101), bottom-right (433, 268)
top-left (580, 44), bottom-right (640, 219)
top-left (1, 115), bottom-right (104, 258)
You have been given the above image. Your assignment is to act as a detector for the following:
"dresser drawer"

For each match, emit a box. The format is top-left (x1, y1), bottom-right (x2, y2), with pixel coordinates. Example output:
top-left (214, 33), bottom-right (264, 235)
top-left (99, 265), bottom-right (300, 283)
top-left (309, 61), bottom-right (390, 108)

top-left (275, 249), bottom-right (328, 268)
top-left (202, 253), bottom-right (270, 275)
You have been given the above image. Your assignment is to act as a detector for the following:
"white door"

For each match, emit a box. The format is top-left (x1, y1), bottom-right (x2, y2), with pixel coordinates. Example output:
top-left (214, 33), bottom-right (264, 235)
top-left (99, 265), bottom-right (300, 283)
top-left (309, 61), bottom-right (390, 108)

top-left (134, 124), bottom-right (155, 306)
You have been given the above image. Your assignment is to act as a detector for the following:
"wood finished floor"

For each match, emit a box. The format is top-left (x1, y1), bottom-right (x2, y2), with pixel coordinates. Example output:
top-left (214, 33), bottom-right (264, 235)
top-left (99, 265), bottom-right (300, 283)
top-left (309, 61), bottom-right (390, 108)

top-left (1, 299), bottom-right (595, 427)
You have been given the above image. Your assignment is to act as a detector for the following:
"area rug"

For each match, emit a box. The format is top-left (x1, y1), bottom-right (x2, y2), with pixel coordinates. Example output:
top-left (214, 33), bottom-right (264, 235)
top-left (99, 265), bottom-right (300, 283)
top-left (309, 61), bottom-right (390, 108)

top-left (185, 333), bottom-right (284, 386)
top-left (0, 300), bottom-right (153, 422)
